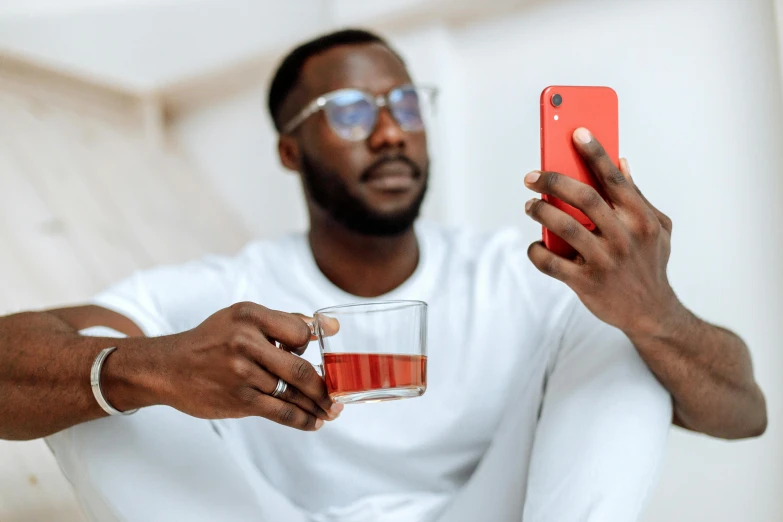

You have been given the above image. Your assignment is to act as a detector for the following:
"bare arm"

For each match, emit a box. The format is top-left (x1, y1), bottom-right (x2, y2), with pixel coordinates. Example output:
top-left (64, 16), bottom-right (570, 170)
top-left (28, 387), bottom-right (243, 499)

top-left (0, 303), bottom-right (340, 441)
top-left (523, 127), bottom-right (766, 440)
top-left (629, 309), bottom-right (766, 439)
top-left (47, 305), bottom-right (146, 337)
top-left (0, 307), bottom-right (161, 440)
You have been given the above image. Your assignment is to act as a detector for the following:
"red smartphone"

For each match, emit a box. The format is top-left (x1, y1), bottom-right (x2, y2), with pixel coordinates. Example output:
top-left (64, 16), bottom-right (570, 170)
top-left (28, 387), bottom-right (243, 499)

top-left (539, 86), bottom-right (619, 258)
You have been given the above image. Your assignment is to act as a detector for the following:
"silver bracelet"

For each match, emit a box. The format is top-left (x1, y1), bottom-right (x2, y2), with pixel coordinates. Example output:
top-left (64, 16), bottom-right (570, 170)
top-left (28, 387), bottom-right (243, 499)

top-left (90, 347), bottom-right (139, 416)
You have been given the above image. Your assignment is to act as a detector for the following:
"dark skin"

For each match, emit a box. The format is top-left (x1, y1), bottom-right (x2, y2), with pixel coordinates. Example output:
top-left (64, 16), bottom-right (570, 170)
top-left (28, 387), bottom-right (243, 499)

top-left (0, 304), bottom-right (342, 440)
top-left (276, 43), bottom-right (429, 297)
top-left (524, 129), bottom-right (767, 438)
top-left (281, 45), bottom-right (766, 438)
top-left (0, 42), bottom-right (766, 441)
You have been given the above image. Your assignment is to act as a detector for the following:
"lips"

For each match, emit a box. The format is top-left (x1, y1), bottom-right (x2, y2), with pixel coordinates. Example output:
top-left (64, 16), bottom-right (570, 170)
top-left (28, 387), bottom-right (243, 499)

top-left (363, 159), bottom-right (418, 191)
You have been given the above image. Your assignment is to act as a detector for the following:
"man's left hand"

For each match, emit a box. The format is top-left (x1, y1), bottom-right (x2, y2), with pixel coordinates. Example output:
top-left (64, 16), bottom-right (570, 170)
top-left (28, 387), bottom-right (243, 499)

top-left (524, 127), bottom-right (682, 338)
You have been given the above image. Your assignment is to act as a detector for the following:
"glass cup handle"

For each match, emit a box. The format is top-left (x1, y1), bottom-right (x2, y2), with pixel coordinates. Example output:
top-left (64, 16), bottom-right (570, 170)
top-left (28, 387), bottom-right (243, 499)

top-left (272, 320), bottom-right (324, 376)
top-left (307, 320), bottom-right (325, 378)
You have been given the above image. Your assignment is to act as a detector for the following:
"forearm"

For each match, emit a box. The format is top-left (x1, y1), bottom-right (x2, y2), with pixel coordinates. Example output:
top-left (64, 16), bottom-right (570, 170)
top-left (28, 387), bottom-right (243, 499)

top-left (0, 311), bottom-right (162, 440)
top-left (48, 305), bottom-right (146, 337)
top-left (629, 306), bottom-right (767, 439)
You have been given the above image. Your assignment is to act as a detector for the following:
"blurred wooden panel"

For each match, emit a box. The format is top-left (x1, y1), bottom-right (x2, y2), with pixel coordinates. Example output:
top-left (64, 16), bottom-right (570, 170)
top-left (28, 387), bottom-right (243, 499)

top-left (0, 76), bottom-right (249, 520)
top-left (0, 440), bottom-right (85, 522)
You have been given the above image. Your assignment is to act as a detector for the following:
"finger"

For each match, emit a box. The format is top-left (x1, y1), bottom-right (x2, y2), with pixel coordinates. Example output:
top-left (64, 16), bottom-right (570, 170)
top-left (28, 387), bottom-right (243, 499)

top-left (290, 313), bottom-right (318, 342)
top-left (524, 170), bottom-right (621, 237)
top-left (253, 393), bottom-right (324, 432)
top-left (313, 314), bottom-right (340, 337)
top-left (619, 158), bottom-right (673, 234)
top-left (525, 197), bottom-right (608, 260)
top-left (275, 314), bottom-right (317, 355)
top-left (618, 157), bottom-right (632, 182)
top-left (245, 363), bottom-right (332, 420)
top-left (254, 343), bottom-right (335, 414)
top-left (276, 314), bottom-right (340, 355)
top-left (231, 303), bottom-right (313, 355)
top-left (290, 313), bottom-right (340, 340)
top-left (572, 128), bottom-right (638, 206)
top-left (277, 381), bottom-right (342, 420)
top-left (234, 328), bottom-right (341, 419)
top-left (527, 241), bottom-right (581, 283)
top-left (263, 310), bottom-right (313, 353)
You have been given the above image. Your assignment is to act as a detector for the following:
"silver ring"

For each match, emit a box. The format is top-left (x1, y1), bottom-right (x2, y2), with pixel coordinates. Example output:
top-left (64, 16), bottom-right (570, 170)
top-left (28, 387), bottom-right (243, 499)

top-left (271, 378), bottom-right (288, 399)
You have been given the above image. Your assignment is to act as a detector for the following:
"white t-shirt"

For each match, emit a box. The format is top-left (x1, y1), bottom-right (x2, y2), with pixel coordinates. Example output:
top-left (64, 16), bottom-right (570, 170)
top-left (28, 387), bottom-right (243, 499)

top-left (91, 222), bottom-right (671, 521)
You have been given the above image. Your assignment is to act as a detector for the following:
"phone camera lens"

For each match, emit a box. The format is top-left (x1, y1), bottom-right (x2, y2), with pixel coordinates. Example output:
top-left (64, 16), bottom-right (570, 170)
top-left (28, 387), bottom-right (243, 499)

top-left (552, 94), bottom-right (563, 107)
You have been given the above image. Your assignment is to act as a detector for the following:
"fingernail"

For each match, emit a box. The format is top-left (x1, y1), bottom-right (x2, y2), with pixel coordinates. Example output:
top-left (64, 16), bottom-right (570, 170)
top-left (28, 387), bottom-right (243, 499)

top-left (525, 199), bottom-right (536, 213)
top-left (330, 403), bottom-right (344, 415)
top-left (574, 127), bottom-right (592, 144)
top-left (525, 171), bottom-right (540, 184)
top-left (315, 419), bottom-right (324, 430)
top-left (621, 158), bottom-right (632, 178)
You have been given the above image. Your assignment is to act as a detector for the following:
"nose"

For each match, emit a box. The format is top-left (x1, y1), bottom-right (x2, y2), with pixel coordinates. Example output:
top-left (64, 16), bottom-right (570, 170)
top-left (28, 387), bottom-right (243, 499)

top-left (367, 107), bottom-right (405, 151)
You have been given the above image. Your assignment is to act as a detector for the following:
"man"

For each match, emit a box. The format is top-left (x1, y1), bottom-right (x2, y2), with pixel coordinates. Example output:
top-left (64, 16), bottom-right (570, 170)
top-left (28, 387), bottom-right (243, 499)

top-left (0, 29), bottom-right (766, 521)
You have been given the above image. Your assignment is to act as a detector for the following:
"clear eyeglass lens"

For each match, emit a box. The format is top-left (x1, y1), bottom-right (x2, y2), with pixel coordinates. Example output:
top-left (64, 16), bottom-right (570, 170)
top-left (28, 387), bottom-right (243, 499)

top-left (322, 87), bottom-right (432, 140)
top-left (324, 90), bottom-right (377, 141)
top-left (389, 87), bottom-right (426, 131)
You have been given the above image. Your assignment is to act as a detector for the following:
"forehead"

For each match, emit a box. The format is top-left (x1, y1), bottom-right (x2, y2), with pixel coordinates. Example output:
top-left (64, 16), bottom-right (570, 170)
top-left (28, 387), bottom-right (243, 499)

top-left (300, 42), bottom-right (412, 98)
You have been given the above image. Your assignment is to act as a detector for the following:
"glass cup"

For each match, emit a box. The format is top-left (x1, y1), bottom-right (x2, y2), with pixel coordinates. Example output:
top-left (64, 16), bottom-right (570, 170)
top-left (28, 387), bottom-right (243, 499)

top-left (312, 300), bottom-right (428, 404)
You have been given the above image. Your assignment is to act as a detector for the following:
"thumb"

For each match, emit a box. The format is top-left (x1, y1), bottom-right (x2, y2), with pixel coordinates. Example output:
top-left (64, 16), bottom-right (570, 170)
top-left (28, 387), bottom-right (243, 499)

top-left (291, 313), bottom-right (340, 340)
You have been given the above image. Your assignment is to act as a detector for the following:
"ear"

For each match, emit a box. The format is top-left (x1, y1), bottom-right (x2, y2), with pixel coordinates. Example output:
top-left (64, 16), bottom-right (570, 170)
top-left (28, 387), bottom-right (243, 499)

top-left (278, 135), bottom-right (301, 172)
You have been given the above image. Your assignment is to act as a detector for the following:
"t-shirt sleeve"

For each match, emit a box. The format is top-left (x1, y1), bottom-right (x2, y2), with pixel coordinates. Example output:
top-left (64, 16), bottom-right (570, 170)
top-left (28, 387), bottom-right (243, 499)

top-left (91, 254), bottom-right (243, 337)
top-left (522, 297), bottom-right (672, 521)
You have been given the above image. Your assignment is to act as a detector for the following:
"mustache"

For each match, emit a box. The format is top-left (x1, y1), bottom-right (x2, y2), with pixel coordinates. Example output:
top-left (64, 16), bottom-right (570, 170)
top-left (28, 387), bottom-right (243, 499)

top-left (360, 154), bottom-right (422, 181)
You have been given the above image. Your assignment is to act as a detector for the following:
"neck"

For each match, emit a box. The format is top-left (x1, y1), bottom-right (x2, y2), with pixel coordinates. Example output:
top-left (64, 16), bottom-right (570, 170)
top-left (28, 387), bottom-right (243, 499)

top-left (308, 216), bottom-right (420, 298)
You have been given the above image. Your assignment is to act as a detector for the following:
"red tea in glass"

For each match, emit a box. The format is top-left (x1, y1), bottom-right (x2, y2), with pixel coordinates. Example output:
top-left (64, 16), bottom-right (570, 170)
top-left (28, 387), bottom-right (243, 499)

top-left (323, 353), bottom-right (427, 402)
top-left (313, 301), bottom-right (427, 404)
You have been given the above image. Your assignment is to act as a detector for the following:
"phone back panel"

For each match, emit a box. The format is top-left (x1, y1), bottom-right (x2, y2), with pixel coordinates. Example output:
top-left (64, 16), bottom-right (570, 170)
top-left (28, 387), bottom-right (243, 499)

top-left (540, 86), bottom-right (619, 257)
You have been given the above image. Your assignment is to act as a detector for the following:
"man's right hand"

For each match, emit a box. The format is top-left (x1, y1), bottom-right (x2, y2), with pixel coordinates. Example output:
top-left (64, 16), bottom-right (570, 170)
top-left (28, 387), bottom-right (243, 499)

top-left (125, 302), bottom-right (342, 431)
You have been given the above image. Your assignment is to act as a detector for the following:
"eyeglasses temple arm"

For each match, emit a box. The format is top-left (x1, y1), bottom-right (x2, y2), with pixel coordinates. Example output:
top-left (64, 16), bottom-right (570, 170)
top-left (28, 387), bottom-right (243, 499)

top-left (281, 98), bottom-right (323, 134)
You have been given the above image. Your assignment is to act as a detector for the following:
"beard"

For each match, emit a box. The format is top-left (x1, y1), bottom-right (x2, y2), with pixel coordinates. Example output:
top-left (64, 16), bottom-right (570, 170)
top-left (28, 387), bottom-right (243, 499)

top-left (300, 153), bottom-right (428, 237)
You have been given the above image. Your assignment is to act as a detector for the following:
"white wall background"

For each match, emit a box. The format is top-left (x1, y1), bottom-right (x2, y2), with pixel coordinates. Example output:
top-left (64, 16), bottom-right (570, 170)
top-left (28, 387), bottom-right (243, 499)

top-left (0, 0), bottom-right (328, 89)
top-left (171, 1), bottom-right (783, 521)
top-left (445, 3), bottom-right (783, 521)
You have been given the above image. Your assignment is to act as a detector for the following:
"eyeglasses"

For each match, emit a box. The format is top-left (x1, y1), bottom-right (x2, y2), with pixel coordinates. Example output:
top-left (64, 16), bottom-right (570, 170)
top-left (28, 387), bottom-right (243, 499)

top-left (282, 84), bottom-right (438, 141)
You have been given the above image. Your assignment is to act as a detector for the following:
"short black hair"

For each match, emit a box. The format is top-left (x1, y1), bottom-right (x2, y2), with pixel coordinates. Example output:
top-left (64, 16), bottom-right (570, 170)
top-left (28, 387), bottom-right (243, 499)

top-left (267, 28), bottom-right (400, 131)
